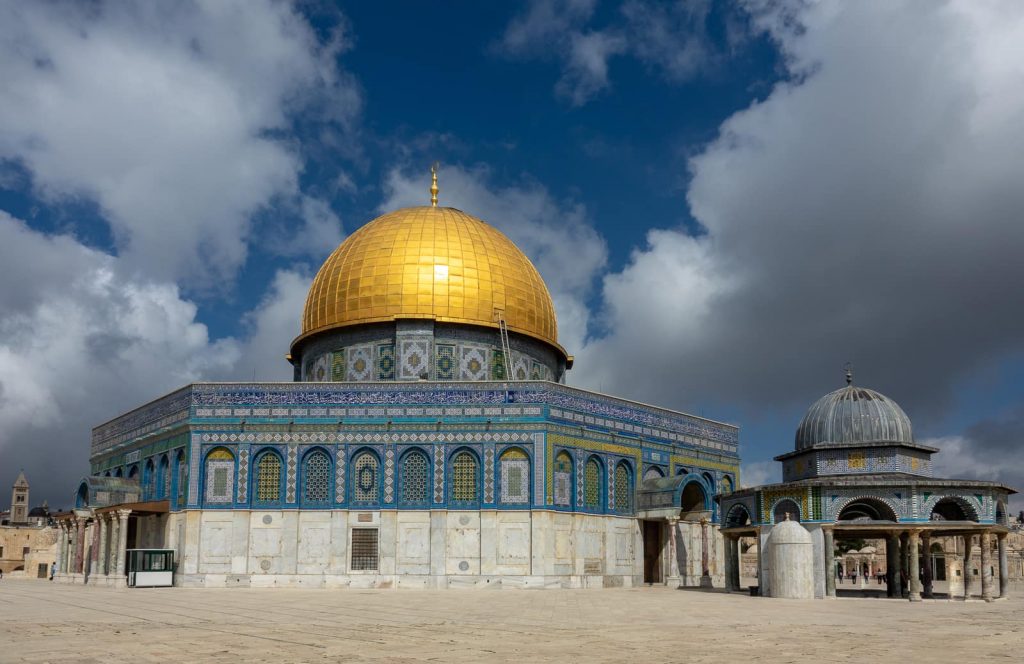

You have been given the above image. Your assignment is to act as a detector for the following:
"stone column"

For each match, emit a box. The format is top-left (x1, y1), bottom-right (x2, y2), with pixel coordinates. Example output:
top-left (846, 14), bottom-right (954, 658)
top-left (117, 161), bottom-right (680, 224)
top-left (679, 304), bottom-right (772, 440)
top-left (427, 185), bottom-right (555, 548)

top-left (888, 532), bottom-right (905, 598)
top-left (908, 531), bottom-right (922, 601)
top-left (74, 517), bottom-right (86, 575)
top-left (56, 524), bottom-right (68, 573)
top-left (900, 532), bottom-right (910, 598)
top-left (666, 518), bottom-right (680, 587)
top-left (824, 528), bottom-right (836, 598)
top-left (97, 515), bottom-right (109, 577)
top-left (699, 518), bottom-right (712, 588)
top-left (114, 509), bottom-right (131, 587)
top-left (723, 535), bottom-right (736, 592)
top-left (89, 517), bottom-right (101, 580)
top-left (108, 515), bottom-right (121, 580)
top-left (963, 534), bottom-right (974, 599)
top-left (981, 532), bottom-right (994, 602)
top-left (922, 533), bottom-right (933, 599)
top-left (64, 522), bottom-right (75, 574)
top-left (998, 532), bottom-right (1009, 599)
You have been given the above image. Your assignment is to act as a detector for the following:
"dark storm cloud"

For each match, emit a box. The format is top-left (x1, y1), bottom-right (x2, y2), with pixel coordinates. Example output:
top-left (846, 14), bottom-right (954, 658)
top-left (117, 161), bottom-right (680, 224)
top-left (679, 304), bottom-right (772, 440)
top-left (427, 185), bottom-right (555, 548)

top-left (575, 1), bottom-right (1024, 429)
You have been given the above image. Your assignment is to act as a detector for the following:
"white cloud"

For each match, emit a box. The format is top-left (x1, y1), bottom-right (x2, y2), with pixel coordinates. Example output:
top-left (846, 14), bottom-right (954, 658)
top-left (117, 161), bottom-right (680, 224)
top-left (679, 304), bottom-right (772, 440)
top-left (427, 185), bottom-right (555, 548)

top-left (379, 164), bottom-right (607, 355)
top-left (0, 0), bottom-right (358, 286)
top-left (556, 31), bottom-right (629, 106)
top-left (740, 460), bottom-right (778, 489)
top-left (575, 1), bottom-right (1024, 426)
top-left (230, 269), bottom-right (312, 383)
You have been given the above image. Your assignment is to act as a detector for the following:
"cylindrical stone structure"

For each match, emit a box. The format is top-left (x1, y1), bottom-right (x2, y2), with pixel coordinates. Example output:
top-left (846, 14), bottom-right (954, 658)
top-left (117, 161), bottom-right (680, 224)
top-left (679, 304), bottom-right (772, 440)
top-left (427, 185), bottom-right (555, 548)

top-left (767, 517), bottom-right (814, 599)
top-left (981, 532), bottom-right (994, 602)
top-left (97, 515), bottom-right (109, 576)
top-left (824, 528), bottom-right (836, 598)
top-left (900, 532), bottom-right (910, 598)
top-left (74, 518), bottom-right (85, 575)
top-left (115, 509), bottom-right (131, 582)
top-left (908, 531), bottom-right (922, 602)
top-left (998, 533), bottom-right (1009, 599)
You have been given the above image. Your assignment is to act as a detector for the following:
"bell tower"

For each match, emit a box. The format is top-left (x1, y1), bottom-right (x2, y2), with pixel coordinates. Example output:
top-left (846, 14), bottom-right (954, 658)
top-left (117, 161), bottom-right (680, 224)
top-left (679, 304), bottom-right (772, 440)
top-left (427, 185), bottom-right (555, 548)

top-left (10, 471), bottom-right (28, 524)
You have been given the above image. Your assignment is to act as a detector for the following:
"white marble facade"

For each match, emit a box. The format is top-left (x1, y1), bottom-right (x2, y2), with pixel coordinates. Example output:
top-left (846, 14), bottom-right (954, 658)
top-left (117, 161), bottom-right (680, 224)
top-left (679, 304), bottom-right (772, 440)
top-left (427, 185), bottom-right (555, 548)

top-left (170, 510), bottom-right (647, 588)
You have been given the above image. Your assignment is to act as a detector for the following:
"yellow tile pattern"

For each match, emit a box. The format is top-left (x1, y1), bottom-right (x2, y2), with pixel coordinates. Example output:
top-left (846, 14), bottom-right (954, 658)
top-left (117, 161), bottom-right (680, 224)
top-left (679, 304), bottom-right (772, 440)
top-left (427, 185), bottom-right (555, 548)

top-left (300, 206), bottom-right (560, 348)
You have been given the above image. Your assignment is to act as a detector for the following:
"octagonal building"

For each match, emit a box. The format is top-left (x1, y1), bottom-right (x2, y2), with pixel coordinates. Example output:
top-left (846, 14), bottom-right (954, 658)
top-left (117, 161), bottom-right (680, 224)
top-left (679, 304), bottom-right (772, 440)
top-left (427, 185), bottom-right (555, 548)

top-left (55, 179), bottom-right (739, 589)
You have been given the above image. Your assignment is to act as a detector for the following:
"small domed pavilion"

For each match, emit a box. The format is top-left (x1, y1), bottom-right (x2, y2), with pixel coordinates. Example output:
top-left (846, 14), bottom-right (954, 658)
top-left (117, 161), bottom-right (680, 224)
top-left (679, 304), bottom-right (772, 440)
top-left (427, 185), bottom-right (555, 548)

top-left (719, 371), bottom-right (1016, 601)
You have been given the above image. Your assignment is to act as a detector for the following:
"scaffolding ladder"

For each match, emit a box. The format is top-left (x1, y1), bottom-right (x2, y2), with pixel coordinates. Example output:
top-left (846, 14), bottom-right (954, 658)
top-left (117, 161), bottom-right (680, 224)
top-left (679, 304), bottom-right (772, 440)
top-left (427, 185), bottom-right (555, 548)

top-left (495, 309), bottom-right (515, 380)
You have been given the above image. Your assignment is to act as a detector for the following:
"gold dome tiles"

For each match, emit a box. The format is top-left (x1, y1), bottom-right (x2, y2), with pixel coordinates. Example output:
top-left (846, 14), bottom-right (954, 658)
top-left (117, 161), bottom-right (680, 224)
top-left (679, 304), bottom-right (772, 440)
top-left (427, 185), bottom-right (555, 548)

top-left (298, 206), bottom-right (562, 351)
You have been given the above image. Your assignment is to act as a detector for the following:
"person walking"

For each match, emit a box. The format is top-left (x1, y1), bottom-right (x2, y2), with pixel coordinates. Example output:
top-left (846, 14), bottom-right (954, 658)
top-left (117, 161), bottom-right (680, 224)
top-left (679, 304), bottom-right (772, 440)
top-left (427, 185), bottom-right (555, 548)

top-left (50, 561), bottom-right (57, 581)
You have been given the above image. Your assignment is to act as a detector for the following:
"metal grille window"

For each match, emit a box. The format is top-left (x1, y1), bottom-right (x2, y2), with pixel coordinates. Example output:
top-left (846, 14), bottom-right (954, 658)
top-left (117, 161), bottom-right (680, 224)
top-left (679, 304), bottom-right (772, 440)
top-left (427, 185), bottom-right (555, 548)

top-left (256, 453), bottom-right (282, 502)
top-left (450, 452), bottom-right (478, 503)
top-left (400, 451), bottom-right (429, 505)
top-left (614, 462), bottom-right (632, 513)
top-left (584, 458), bottom-right (601, 509)
top-left (499, 449), bottom-right (529, 504)
top-left (351, 528), bottom-right (379, 571)
top-left (553, 452), bottom-right (572, 507)
top-left (303, 450), bottom-right (331, 504)
top-left (160, 458), bottom-right (170, 499)
top-left (353, 452), bottom-right (379, 503)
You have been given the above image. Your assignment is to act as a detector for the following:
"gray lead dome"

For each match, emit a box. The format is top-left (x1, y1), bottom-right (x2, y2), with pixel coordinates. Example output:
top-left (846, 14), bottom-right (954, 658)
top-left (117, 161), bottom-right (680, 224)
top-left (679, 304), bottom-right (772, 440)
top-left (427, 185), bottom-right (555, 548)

top-left (794, 385), bottom-right (913, 450)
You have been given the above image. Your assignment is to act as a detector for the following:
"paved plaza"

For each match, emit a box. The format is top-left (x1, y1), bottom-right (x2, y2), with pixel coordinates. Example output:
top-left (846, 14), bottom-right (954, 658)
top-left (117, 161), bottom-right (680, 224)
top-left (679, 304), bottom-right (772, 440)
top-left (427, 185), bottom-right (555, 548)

top-left (1, 580), bottom-right (1022, 663)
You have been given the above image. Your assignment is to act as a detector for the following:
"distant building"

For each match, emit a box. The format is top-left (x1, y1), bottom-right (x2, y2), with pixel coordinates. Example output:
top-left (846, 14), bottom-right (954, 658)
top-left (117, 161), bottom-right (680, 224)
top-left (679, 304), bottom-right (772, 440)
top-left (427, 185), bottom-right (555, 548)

top-left (1, 472), bottom-right (58, 578)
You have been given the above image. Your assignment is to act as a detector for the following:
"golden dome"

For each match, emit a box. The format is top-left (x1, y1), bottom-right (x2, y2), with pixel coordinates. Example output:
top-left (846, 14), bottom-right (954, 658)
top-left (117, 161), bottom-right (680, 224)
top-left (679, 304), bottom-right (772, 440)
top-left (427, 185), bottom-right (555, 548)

top-left (295, 206), bottom-right (563, 353)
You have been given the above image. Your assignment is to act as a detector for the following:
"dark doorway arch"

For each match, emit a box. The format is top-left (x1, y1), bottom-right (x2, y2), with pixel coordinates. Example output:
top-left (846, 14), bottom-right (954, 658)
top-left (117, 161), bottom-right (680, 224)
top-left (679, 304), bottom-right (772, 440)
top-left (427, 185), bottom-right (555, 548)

top-left (837, 497), bottom-right (897, 522)
top-left (773, 498), bottom-right (801, 523)
top-left (930, 497), bottom-right (977, 522)
top-left (680, 482), bottom-right (708, 513)
top-left (725, 503), bottom-right (752, 528)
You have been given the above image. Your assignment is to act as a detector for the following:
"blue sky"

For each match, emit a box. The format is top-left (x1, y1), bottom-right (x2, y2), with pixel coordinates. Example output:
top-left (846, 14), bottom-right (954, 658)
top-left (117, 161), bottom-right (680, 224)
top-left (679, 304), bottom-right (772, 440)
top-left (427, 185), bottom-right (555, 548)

top-left (2, 1), bottom-right (1023, 510)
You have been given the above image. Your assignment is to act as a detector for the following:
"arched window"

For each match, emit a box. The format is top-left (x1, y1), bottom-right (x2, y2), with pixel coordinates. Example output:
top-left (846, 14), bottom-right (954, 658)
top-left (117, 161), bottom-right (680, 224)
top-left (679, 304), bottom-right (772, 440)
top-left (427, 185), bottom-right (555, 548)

top-left (302, 449), bottom-right (332, 505)
top-left (175, 450), bottom-right (187, 508)
top-left (352, 451), bottom-right (380, 504)
top-left (643, 466), bottom-right (665, 482)
top-left (143, 459), bottom-right (156, 499)
top-left (583, 457), bottom-right (602, 509)
top-left (553, 451), bottom-right (573, 507)
top-left (254, 451), bottom-right (282, 503)
top-left (157, 455), bottom-right (170, 499)
top-left (204, 447), bottom-right (234, 505)
top-left (499, 448), bottom-right (530, 505)
top-left (128, 465), bottom-right (139, 481)
top-left (773, 498), bottom-right (801, 523)
top-left (115, 467), bottom-right (123, 478)
top-left (720, 475), bottom-right (733, 494)
top-left (681, 482), bottom-right (708, 513)
top-left (613, 461), bottom-right (633, 513)
top-left (450, 451), bottom-right (479, 505)
top-left (400, 449), bottom-right (430, 506)
top-left (676, 466), bottom-right (689, 476)
top-left (702, 472), bottom-right (715, 494)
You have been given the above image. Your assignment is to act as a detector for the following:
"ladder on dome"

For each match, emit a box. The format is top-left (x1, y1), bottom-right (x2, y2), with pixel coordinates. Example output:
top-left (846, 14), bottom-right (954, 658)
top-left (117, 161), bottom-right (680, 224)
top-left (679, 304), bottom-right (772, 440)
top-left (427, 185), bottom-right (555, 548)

top-left (494, 309), bottom-right (515, 381)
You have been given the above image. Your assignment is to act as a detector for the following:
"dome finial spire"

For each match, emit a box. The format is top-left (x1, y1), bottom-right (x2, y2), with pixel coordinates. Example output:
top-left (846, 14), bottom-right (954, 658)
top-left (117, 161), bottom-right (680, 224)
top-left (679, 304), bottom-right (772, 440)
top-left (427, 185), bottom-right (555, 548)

top-left (430, 162), bottom-right (439, 207)
top-left (844, 362), bottom-right (853, 386)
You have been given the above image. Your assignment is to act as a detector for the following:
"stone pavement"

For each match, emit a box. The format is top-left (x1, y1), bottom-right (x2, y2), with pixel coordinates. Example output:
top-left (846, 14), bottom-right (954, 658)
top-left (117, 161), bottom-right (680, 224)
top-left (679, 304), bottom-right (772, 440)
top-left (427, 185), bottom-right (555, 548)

top-left (1, 579), bottom-right (1022, 663)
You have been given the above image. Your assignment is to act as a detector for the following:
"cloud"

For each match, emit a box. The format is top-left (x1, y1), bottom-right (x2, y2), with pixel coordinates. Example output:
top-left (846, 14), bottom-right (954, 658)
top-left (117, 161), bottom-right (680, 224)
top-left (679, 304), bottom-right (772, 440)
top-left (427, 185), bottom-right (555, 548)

top-left (574, 1), bottom-right (1024, 430)
top-left (229, 268), bottom-right (312, 383)
top-left (495, 0), bottom-right (748, 105)
top-left (379, 164), bottom-right (607, 355)
top-left (0, 212), bottom-right (244, 507)
top-left (740, 460), bottom-right (778, 489)
top-left (0, 0), bottom-right (358, 286)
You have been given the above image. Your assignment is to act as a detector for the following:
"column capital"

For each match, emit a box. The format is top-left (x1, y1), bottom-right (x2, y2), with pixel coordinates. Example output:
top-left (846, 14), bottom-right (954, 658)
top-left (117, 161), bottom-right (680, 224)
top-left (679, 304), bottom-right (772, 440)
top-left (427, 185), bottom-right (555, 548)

top-left (117, 508), bottom-right (132, 519)
top-left (996, 531), bottom-right (1008, 542)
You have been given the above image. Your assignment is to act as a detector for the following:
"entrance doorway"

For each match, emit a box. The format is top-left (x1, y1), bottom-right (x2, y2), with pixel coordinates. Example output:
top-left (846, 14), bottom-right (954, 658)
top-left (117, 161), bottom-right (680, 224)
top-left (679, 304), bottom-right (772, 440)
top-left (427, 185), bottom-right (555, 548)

top-left (642, 521), bottom-right (663, 584)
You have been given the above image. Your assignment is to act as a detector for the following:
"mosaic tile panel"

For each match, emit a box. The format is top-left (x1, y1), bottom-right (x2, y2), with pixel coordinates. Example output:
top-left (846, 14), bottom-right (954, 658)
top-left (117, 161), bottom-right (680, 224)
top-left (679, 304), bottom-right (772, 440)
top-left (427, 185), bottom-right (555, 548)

top-left (553, 451), bottom-right (573, 507)
top-left (205, 459), bottom-right (234, 504)
top-left (347, 345), bottom-right (373, 381)
top-left (331, 350), bottom-right (345, 381)
top-left (484, 446), bottom-right (495, 503)
top-left (511, 354), bottom-right (529, 381)
top-left (459, 346), bottom-right (488, 381)
top-left (576, 453), bottom-right (584, 509)
top-left (490, 349), bottom-right (507, 380)
top-left (499, 449), bottom-right (529, 504)
top-left (309, 354), bottom-right (330, 382)
top-left (334, 447), bottom-right (346, 502)
top-left (384, 448), bottom-right (395, 503)
top-left (433, 444), bottom-right (444, 502)
top-left (399, 339), bottom-right (430, 380)
top-left (353, 452), bottom-right (379, 503)
top-left (435, 344), bottom-right (456, 380)
top-left (236, 447), bottom-right (249, 503)
top-left (286, 445), bottom-right (297, 503)
top-left (256, 453), bottom-right (282, 502)
top-left (377, 343), bottom-right (396, 380)
top-left (533, 433), bottom-right (544, 506)
top-left (188, 434), bottom-right (202, 507)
